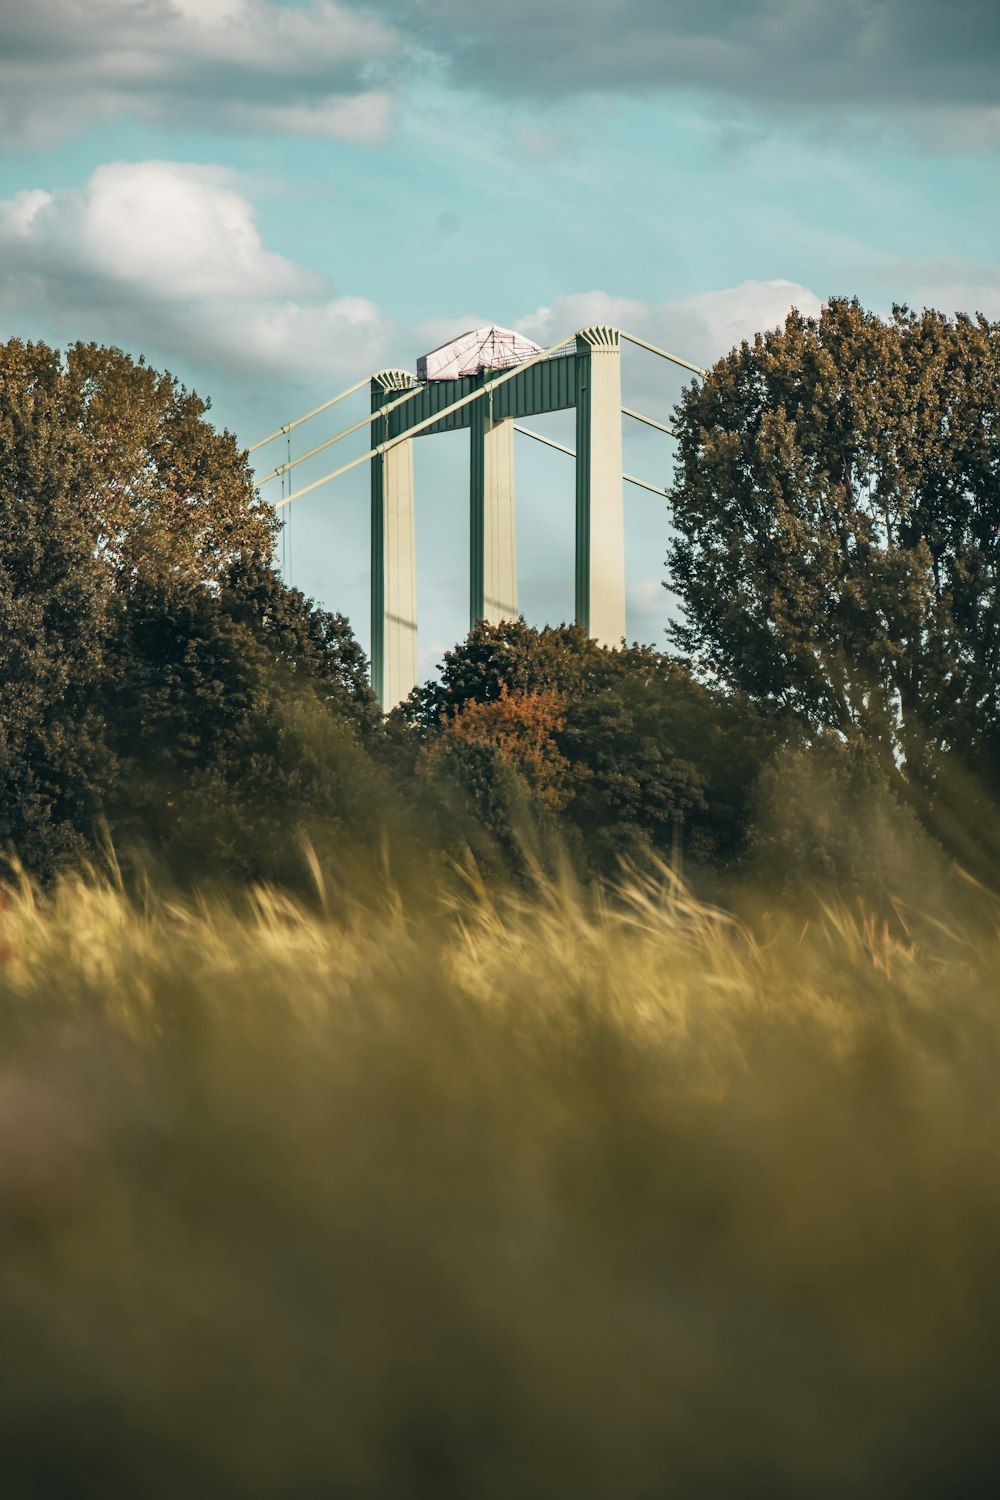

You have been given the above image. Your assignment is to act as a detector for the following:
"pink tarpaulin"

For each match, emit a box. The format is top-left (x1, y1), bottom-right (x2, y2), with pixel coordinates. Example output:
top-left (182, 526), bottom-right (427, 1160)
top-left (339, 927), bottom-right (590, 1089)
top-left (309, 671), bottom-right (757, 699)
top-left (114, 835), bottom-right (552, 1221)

top-left (417, 325), bottom-right (543, 382)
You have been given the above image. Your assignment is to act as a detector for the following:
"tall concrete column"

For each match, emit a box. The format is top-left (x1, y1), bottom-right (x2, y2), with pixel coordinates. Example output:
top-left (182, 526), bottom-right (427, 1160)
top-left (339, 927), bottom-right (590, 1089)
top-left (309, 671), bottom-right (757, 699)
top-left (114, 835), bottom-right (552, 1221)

top-left (371, 370), bottom-right (418, 710)
top-left (470, 384), bottom-right (518, 629)
top-left (574, 326), bottom-right (626, 644)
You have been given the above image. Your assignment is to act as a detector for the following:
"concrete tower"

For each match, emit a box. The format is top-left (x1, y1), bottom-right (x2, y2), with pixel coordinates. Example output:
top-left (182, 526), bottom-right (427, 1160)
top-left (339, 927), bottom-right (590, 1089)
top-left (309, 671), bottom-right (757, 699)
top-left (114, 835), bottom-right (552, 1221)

top-left (370, 326), bottom-right (628, 707)
top-left (575, 326), bottom-right (626, 646)
top-left (370, 369), bottom-right (419, 710)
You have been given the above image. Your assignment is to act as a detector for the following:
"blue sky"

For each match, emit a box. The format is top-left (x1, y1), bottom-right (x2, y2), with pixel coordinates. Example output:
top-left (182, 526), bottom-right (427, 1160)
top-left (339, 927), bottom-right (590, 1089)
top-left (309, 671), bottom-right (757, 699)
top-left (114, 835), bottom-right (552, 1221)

top-left (1, 0), bottom-right (998, 674)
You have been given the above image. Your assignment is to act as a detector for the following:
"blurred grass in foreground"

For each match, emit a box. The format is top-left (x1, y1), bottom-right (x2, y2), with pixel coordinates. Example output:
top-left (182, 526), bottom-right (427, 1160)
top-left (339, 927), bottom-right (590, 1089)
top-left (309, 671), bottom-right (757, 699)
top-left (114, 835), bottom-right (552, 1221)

top-left (2, 867), bottom-right (1000, 1498)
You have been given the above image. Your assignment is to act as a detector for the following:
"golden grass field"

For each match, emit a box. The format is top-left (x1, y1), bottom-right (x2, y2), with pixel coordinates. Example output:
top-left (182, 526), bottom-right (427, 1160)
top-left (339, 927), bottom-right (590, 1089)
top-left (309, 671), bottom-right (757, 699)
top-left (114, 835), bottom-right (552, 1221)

top-left (2, 863), bottom-right (1000, 1497)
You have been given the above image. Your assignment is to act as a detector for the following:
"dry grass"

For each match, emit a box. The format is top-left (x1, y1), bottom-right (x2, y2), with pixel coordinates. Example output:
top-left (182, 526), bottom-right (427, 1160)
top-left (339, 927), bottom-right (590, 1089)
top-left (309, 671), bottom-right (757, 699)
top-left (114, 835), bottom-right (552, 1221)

top-left (2, 867), bottom-right (1000, 1497)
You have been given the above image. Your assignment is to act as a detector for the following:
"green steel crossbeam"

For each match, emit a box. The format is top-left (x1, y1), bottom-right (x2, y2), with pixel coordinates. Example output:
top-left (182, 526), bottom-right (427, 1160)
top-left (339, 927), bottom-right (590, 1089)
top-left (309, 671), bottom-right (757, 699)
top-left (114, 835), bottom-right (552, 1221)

top-left (276, 331), bottom-right (577, 509)
top-left (263, 392), bottom-right (678, 496)
top-left (252, 327), bottom-right (695, 497)
top-left (251, 323), bottom-right (700, 705)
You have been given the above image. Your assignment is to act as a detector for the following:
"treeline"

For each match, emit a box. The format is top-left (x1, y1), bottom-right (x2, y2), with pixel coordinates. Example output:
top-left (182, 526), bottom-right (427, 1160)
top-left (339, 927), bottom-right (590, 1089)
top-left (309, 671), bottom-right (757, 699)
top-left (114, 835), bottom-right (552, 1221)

top-left (2, 302), bottom-right (999, 902)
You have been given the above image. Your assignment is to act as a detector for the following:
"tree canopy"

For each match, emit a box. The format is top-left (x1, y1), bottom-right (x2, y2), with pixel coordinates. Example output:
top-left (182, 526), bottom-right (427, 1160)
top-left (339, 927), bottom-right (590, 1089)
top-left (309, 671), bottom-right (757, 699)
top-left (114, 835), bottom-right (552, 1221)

top-left (103, 563), bottom-right (384, 886)
top-left (399, 619), bottom-right (770, 873)
top-left (668, 299), bottom-right (1000, 790)
top-left (0, 338), bottom-right (380, 882)
top-left (8, 319), bottom-right (997, 896)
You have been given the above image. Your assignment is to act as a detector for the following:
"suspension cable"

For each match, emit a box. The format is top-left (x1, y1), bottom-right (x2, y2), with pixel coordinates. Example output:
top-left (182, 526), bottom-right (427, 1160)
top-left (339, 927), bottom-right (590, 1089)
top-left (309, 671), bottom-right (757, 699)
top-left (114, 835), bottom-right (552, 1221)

top-left (513, 423), bottom-right (671, 499)
top-left (247, 376), bottom-right (370, 453)
top-left (619, 332), bottom-right (707, 378)
top-left (273, 332), bottom-right (577, 510)
top-left (255, 377), bottom-right (435, 484)
top-left (252, 328), bottom-right (701, 466)
top-left (622, 405), bottom-right (678, 438)
top-left (257, 328), bottom-right (697, 508)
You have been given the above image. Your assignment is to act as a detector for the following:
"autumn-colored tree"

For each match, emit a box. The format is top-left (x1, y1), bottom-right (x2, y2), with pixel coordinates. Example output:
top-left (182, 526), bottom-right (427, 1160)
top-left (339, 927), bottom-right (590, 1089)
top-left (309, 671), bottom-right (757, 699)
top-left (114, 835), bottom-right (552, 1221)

top-left (61, 340), bottom-right (278, 587)
top-left (422, 685), bottom-right (574, 810)
top-left (400, 619), bottom-right (771, 872)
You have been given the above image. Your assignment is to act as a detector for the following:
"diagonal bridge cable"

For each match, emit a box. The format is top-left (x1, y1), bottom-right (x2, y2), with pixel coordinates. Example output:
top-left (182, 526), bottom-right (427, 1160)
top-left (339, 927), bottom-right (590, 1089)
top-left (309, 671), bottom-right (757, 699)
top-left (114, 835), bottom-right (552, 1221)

top-left (622, 406), bottom-right (677, 438)
top-left (263, 386), bottom-right (678, 489)
top-left (247, 376), bottom-right (370, 454)
top-left (254, 327), bottom-right (697, 509)
top-left (512, 424), bottom-right (671, 498)
top-left (619, 332), bottom-right (707, 378)
top-left (270, 332), bottom-right (578, 510)
top-left (254, 378), bottom-right (434, 483)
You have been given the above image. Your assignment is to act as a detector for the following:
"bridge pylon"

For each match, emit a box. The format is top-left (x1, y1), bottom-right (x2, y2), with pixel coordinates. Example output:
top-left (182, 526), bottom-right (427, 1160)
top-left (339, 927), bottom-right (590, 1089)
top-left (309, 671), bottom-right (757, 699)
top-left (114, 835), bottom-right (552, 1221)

top-left (370, 369), bottom-right (418, 711)
top-left (254, 323), bottom-right (694, 712)
top-left (470, 386), bottom-right (518, 629)
top-left (575, 327), bottom-right (625, 645)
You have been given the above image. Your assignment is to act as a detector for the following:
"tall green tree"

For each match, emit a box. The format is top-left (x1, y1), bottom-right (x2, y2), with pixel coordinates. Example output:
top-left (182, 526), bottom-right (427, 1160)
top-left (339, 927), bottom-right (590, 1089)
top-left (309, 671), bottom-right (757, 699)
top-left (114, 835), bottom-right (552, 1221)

top-left (0, 342), bottom-right (115, 870)
top-left (0, 337), bottom-right (396, 887)
top-left (668, 300), bottom-right (1000, 788)
top-left (104, 566), bottom-right (385, 887)
top-left (61, 340), bottom-right (277, 587)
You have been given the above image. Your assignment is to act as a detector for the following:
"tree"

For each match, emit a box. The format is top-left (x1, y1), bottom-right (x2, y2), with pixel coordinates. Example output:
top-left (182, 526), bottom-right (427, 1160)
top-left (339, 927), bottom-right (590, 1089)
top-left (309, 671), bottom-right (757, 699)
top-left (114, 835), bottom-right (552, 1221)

top-left (748, 737), bottom-right (948, 911)
top-left (0, 341), bottom-right (120, 871)
top-left (0, 337), bottom-right (355, 880)
top-left (217, 562), bottom-right (379, 737)
top-left (399, 620), bottom-right (769, 874)
top-left (421, 685), bottom-right (574, 811)
top-left (60, 340), bottom-right (277, 588)
top-left (668, 299), bottom-right (1000, 791)
top-left (103, 568), bottom-right (387, 888)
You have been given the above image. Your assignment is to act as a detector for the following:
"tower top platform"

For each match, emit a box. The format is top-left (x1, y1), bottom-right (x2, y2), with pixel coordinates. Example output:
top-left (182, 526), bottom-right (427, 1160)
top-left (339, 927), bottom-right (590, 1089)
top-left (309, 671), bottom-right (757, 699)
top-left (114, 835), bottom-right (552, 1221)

top-left (417, 325), bottom-right (542, 382)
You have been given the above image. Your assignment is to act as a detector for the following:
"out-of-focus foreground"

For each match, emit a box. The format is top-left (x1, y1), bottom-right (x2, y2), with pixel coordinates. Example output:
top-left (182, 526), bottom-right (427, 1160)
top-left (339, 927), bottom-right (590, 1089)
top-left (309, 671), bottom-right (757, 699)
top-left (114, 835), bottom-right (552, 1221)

top-left (2, 869), bottom-right (999, 1498)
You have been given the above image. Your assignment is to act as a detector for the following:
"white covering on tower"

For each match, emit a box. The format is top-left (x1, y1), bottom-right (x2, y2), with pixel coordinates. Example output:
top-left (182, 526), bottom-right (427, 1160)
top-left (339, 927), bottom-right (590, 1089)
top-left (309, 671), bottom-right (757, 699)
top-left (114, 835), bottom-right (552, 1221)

top-left (417, 325), bottom-right (543, 382)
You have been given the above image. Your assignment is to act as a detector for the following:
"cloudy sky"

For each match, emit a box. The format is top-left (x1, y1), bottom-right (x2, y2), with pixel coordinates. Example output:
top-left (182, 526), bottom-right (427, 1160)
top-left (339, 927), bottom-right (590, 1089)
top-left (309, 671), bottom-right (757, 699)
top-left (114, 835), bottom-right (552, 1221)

top-left (2, 0), bottom-right (998, 668)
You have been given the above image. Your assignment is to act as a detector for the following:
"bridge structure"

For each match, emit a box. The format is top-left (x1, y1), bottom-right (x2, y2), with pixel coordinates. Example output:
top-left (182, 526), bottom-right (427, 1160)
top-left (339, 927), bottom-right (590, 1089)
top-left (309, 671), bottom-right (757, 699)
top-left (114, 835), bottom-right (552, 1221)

top-left (249, 325), bottom-right (706, 708)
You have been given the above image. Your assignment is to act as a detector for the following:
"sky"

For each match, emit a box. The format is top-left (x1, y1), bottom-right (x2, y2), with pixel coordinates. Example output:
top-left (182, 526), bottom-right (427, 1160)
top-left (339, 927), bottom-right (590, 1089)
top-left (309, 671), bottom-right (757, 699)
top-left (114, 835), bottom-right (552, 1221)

top-left (1, 0), bottom-right (999, 674)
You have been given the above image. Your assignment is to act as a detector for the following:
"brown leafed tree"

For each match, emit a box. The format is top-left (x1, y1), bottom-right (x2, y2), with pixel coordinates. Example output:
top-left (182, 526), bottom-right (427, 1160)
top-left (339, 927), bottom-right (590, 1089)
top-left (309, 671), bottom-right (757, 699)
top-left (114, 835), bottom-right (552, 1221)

top-left (422, 684), bottom-right (575, 810)
top-left (59, 340), bottom-right (278, 587)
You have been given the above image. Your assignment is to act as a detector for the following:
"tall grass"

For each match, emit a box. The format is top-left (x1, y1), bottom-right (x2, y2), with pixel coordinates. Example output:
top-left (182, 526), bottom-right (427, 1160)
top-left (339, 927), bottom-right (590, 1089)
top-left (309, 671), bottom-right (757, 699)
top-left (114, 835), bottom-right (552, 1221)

top-left (2, 867), bottom-right (1000, 1497)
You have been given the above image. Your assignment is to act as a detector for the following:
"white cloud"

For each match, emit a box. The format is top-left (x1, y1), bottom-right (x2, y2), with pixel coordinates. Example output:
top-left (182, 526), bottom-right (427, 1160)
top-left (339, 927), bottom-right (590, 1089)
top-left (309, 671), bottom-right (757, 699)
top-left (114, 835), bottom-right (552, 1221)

top-left (4, 162), bottom-right (321, 303)
top-left (874, 258), bottom-right (1000, 321)
top-left (627, 575), bottom-right (672, 644)
top-left (517, 279), bottom-right (825, 369)
top-left (230, 91), bottom-right (393, 142)
top-left (0, 0), bottom-right (399, 143)
top-left (0, 161), bottom-right (394, 380)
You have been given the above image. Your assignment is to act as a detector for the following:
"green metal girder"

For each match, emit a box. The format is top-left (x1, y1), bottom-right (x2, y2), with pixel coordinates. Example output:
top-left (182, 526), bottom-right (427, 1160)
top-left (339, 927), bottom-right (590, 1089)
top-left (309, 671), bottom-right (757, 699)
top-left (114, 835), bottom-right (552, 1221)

top-left (382, 350), bottom-right (579, 440)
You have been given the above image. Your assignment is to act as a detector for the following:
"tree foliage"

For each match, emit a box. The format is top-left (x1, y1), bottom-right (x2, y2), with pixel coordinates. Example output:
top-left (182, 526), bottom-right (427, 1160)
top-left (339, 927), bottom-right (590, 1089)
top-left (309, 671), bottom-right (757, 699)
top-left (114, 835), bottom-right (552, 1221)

top-left (422, 686), bottom-right (575, 811)
top-left (0, 338), bottom-right (378, 883)
top-left (0, 341), bottom-right (120, 868)
top-left (400, 619), bottom-right (770, 873)
top-left (668, 299), bottom-right (1000, 790)
top-left (59, 340), bottom-right (277, 586)
top-left (104, 565), bottom-right (384, 885)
